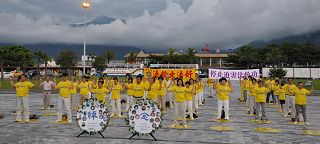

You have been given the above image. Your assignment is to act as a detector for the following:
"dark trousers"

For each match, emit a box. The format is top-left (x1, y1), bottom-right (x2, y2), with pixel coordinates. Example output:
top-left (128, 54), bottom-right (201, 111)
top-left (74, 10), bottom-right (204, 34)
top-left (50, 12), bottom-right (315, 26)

top-left (266, 90), bottom-right (275, 103)
top-left (295, 104), bottom-right (307, 122)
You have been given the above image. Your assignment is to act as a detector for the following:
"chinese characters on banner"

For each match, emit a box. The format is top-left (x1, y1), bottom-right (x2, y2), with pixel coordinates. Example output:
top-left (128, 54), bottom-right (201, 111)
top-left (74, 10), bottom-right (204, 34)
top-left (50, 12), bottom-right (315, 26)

top-left (209, 69), bottom-right (260, 80)
top-left (144, 68), bottom-right (196, 79)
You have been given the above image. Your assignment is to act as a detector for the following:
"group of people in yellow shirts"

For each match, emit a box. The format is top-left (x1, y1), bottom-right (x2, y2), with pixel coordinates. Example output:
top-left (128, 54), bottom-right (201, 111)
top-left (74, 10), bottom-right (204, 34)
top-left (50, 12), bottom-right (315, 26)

top-left (240, 76), bottom-right (312, 124)
top-left (9, 72), bottom-right (313, 126)
top-left (9, 73), bottom-right (207, 126)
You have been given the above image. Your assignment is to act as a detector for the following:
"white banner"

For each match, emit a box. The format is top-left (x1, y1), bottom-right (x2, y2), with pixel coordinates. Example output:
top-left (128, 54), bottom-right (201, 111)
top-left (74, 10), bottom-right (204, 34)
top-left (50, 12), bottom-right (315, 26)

top-left (209, 69), bottom-right (260, 80)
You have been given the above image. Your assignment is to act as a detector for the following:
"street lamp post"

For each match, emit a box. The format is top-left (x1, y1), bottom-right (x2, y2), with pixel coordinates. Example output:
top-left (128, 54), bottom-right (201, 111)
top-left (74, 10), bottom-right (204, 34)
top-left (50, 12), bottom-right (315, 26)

top-left (81, 1), bottom-right (90, 76)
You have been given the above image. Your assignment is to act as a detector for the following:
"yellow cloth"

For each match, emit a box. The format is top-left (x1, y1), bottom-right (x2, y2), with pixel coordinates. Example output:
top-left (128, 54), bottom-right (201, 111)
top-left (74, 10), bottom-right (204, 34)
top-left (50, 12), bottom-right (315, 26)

top-left (254, 87), bottom-right (269, 102)
top-left (92, 88), bottom-right (109, 103)
top-left (284, 84), bottom-right (297, 95)
top-left (147, 83), bottom-right (159, 100)
top-left (171, 86), bottom-right (186, 102)
top-left (111, 84), bottom-right (123, 100)
top-left (126, 83), bottom-right (133, 96)
top-left (70, 82), bottom-right (78, 94)
top-left (56, 81), bottom-right (72, 98)
top-left (15, 81), bottom-right (34, 97)
top-left (279, 87), bottom-right (286, 100)
top-left (294, 88), bottom-right (310, 105)
top-left (216, 84), bottom-right (232, 100)
top-left (157, 82), bottom-right (166, 96)
top-left (129, 83), bottom-right (148, 98)
top-left (244, 80), bottom-right (251, 90)
top-left (249, 83), bottom-right (259, 97)
top-left (185, 86), bottom-right (194, 101)
top-left (265, 80), bottom-right (275, 91)
top-left (272, 84), bottom-right (281, 95)
top-left (78, 82), bottom-right (90, 95)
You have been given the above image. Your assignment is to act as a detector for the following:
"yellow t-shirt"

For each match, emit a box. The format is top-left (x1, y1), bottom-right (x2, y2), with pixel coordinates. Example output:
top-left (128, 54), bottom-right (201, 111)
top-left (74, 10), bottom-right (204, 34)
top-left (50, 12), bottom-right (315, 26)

top-left (185, 86), bottom-right (194, 101)
top-left (130, 83), bottom-right (148, 98)
top-left (157, 82), bottom-right (166, 96)
top-left (284, 84), bottom-right (297, 96)
top-left (15, 81), bottom-right (34, 97)
top-left (171, 86), bottom-right (186, 102)
top-left (207, 79), bottom-right (214, 87)
top-left (147, 83), bottom-right (159, 100)
top-left (249, 83), bottom-right (259, 97)
top-left (244, 80), bottom-right (251, 90)
top-left (56, 81), bottom-right (72, 98)
top-left (126, 83), bottom-right (133, 96)
top-left (265, 80), bottom-right (275, 91)
top-left (216, 84), bottom-right (232, 100)
top-left (294, 88), bottom-right (310, 105)
top-left (279, 87), bottom-right (286, 100)
top-left (70, 82), bottom-right (78, 94)
top-left (272, 84), bottom-right (281, 95)
top-left (254, 87), bottom-right (269, 102)
top-left (111, 84), bottom-right (123, 100)
top-left (78, 82), bottom-right (90, 95)
top-left (92, 88), bottom-right (109, 103)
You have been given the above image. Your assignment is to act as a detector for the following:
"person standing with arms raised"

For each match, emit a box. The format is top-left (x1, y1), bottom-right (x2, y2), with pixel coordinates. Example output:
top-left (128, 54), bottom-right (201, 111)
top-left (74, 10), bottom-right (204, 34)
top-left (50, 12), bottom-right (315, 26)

top-left (10, 75), bottom-right (34, 123)
top-left (40, 76), bottom-right (55, 110)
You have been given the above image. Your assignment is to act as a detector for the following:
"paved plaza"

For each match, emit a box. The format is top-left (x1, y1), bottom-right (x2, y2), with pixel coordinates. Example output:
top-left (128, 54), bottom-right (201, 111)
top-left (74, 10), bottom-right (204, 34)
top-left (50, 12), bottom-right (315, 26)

top-left (0, 81), bottom-right (320, 144)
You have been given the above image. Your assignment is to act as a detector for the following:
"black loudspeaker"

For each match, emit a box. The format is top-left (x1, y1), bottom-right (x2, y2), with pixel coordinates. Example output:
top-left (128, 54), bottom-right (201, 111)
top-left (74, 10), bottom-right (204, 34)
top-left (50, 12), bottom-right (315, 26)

top-left (29, 114), bottom-right (39, 119)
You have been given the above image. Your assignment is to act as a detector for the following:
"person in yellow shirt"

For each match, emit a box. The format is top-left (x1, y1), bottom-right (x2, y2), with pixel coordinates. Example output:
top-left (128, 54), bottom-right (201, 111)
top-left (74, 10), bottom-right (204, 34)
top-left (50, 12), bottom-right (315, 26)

top-left (278, 83), bottom-right (286, 113)
top-left (109, 77), bottom-right (124, 117)
top-left (10, 75), bottom-right (34, 123)
top-left (293, 82), bottom-right (312, 125)
top-left (55, 74), bottom-right (73, 123)
top-left (254, 80), bottom-right (269, 121)
top-left (91, 81), bottom-right (110, 104)
top-left (157, 77), bottom-right (167, 111)
top-left (283, 78), bottom-right (297, 117)
top-left (125, 75), bottom-right (148, 101)
top-left (198, 78), bottom-right (204, 106)
top-left (147, 77), bottom-right (159, 102)
top-left (125, 77), bottom-right (134, 111)
top-left (78, 76), bottom-right (90, 105)
top-left (193, 79), bottom-right (200, 113)
top-left (248, 78), bottom-right (258, 115)
top-left (265, 76), bottom-right (275, 104)
top-left (170, 78), bottom-right (187, 126)
top-left (214, 77), bottom-right (232, 120)
top-left (185, 81), bottom-right (195, 120)
top-left (272, 80), bottom-right (281, 107)
top-left (207, 78), bottom-right (215, 97)
top-left (164, 75), bottom-right (174, 108)
top-left (70, 78), bottom-right (78, 109)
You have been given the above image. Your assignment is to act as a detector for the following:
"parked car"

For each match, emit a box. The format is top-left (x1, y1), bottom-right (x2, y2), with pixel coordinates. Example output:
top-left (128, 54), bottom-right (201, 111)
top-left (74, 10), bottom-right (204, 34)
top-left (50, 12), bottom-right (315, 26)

top-left (0, 72), bottom-right (13, 79)
top-left (26, 70), bottom-right (38, 78)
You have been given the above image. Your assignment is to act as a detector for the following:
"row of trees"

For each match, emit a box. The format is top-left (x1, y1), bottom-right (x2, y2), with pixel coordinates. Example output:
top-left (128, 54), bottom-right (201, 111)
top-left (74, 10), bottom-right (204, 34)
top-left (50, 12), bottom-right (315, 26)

top-left (0, 45), bottom-right (117, 79)
top-left (228, 43), bottom-right (320, 68)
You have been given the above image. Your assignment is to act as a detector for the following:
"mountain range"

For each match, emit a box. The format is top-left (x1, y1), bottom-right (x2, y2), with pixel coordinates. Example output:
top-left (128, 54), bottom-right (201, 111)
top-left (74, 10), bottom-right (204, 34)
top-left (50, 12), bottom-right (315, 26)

top-left (70, 15), bottom-right (126, 27)
top-left (246, 30), bottom-right (320, 48)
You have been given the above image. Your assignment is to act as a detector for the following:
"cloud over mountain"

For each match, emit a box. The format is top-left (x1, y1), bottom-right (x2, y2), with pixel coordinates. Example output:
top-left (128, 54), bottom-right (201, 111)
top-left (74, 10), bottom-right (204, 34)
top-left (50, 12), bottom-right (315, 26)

top-left (1, 0), bottom-right (320, 50)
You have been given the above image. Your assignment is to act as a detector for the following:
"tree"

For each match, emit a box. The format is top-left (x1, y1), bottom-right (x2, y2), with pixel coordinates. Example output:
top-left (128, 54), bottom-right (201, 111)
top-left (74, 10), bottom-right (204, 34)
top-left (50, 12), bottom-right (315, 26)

top-left (185, 48), bottom-right (197, 64)
top-left (92, 55), bottom-right (107, 71)
top-left (0, 45), bottom-right (34, 79)
top-left (237, 45), bottom-right (258, 68)
top-left (34, 50), bottom-right (50, 78)
top-left (103, 49), bottom-right (115, 64)
top-left (269, 68), bottom-right (287, 79)
top-left (164, 48), bottom-right (176, 64)
top-left (264, 44), bottom-right (285, 66)
top-left (56, 50), bottom-right (77, 75)
top-left (125, 52), bottom-right (137, 64)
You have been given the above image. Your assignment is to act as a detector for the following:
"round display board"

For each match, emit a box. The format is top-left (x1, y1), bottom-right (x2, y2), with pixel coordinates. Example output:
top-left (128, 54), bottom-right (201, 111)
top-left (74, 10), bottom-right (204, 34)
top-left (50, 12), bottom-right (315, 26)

top-left (76, 97), bottom-right (110, 133)
top-left (127, 98), bottom-right (162, 134)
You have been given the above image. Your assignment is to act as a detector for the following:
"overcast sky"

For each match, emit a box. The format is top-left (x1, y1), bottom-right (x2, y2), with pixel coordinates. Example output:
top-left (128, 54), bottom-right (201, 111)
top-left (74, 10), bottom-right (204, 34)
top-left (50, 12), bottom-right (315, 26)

top-left (1, 0), bottom-right (320, 50)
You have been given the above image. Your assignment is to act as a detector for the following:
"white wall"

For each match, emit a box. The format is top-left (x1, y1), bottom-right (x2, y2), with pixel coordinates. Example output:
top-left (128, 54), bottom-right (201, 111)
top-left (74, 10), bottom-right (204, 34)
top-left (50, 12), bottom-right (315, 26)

top-left (262, 68), bottom-right (320, 79)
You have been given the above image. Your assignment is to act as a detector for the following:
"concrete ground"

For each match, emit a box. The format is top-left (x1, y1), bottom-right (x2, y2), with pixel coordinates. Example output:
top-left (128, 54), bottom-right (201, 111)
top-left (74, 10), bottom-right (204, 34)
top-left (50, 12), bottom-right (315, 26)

top-left (0, 81), bottom-right (320, 144)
